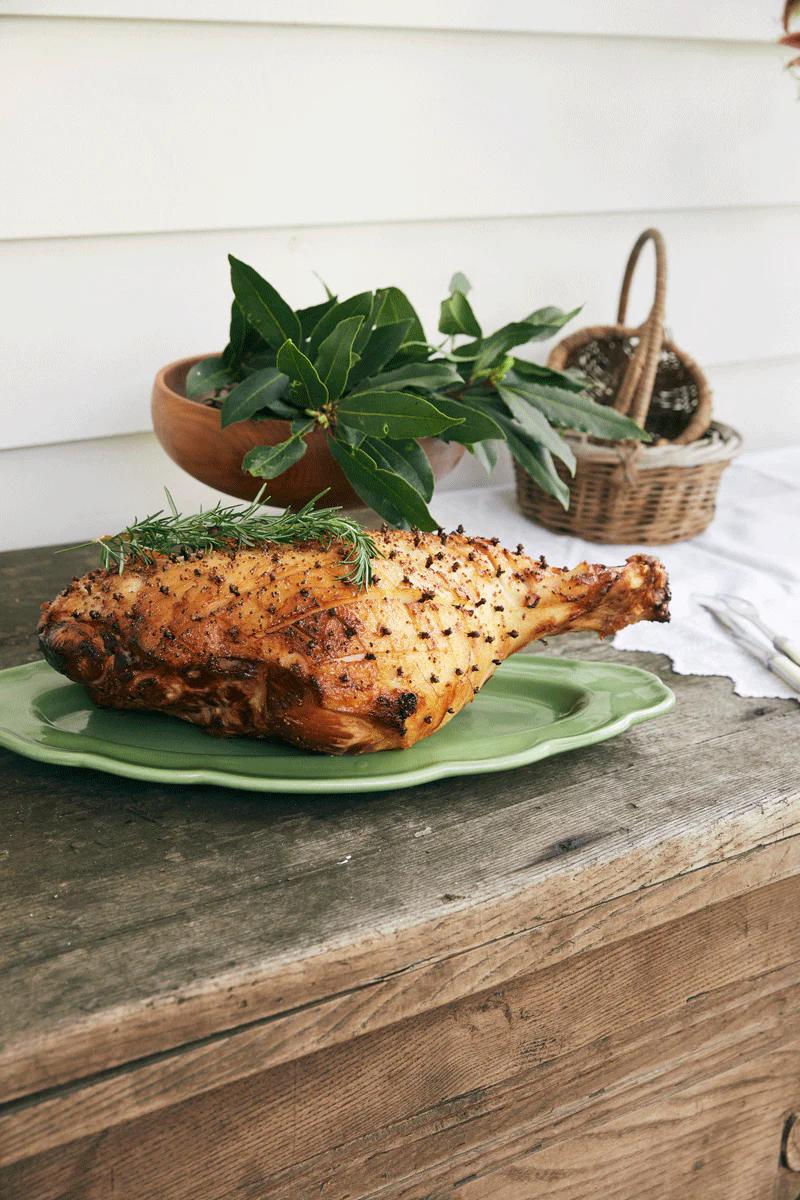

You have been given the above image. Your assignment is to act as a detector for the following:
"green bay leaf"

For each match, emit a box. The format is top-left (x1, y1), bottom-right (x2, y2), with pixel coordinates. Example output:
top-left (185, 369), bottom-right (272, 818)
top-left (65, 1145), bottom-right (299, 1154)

top-left (328, 438), bottom-right (437, 530)
top-left (375, 287), bottom-right (425, 342)
top-left (242, 438), bottom-right (308, 479)
top-left (362, 437), bottom-right (434, 502)
top-left (185, 356), bottom-right (236, 399)
top-left (220, 367), bottom-right (290, 428)
top-left (428, 396), bottom-right (506, 445)
top-left (276, 340), bottom-right (329, 407)
top-left (360, 361), bottom-right (460, 392)
top-left (308, 292), bottom-right (374, 353)
top-left (314, 315), bottom-right (363, 400)
top-left (439, 289), bottom-right (481, 339)
top-left (491, 412), bottom-right (570, 509)
top-left (496, 385), bottom-right (576, 473)
top-left (228, 256), bottom-right (301, 350)
top-left (347, 321), bottom-right (413, 387)
top-left (510, 380), bottom-right (650, 442)
top-left (336, 391), bottom-right (459, 438)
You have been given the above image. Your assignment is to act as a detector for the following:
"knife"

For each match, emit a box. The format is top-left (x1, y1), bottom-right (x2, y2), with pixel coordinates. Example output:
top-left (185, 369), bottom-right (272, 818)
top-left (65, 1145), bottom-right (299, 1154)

top-left (696, 596), bottom-right (800, 695)
top-left (716, 593), bottom-right (800, 667)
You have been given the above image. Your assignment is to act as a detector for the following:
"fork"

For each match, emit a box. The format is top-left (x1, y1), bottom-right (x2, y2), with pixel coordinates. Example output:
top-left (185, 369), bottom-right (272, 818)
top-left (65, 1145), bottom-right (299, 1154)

top-left (696, 596), bottom-right (800, 695)
top-left (717, 594), bottom-right (800, 667)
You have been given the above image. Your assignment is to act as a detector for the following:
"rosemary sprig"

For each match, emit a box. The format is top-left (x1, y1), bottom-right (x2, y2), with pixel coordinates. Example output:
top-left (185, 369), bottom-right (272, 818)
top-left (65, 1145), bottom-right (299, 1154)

top-left (65, 487), bottom-right (380, 588)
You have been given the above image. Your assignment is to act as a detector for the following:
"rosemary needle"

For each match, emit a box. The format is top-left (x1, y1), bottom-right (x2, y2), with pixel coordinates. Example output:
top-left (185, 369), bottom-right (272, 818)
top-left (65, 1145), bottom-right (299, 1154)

top-left (62, 486), bottom-right (380, 588)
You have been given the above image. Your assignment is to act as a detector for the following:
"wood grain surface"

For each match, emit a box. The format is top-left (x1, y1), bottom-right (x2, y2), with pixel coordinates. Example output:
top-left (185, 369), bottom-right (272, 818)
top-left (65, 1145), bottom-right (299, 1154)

top-left (1, 542), bottom-right (799, 1199)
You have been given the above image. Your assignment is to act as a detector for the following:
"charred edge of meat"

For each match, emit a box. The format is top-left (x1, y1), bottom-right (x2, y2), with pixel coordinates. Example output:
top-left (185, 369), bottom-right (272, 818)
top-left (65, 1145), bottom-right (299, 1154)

top-left (38, 626), bottom-right (71, 676)
top-left (38, 623), bottom-right (106, 682)
top-left (653, 581), bottom-right (671, 622)
top-left (628, 554), bottom-right (671, 623)
top-left (652, 572), bottom-right (671, 623)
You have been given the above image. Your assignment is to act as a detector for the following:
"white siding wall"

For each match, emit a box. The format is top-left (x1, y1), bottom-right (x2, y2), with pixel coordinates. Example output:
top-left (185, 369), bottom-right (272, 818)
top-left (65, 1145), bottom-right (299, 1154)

top-left (1, 4), bottom-right (799, 550)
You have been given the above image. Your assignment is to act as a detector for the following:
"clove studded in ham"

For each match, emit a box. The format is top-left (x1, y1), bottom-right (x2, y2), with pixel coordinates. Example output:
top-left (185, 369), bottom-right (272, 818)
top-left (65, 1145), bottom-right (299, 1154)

top-left (38, 530), bottom-right (670, 754)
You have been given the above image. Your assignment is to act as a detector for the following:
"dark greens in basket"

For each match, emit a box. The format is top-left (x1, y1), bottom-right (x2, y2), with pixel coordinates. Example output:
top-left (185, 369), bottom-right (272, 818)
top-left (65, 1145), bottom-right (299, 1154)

top-left (187, 256), bottom-right (649, 530)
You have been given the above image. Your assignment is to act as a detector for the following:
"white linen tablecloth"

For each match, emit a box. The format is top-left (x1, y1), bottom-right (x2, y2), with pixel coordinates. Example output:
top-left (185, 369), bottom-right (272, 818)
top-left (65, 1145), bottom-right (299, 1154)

top-left (428, 446), bottom-right (800, 701)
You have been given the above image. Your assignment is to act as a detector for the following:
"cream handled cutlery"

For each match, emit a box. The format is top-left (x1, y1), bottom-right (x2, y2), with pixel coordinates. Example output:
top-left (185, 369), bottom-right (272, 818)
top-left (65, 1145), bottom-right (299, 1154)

top-left (696, 594), bottom-right (800, 694)
top-left (717, 593), bottom-right (800, 667)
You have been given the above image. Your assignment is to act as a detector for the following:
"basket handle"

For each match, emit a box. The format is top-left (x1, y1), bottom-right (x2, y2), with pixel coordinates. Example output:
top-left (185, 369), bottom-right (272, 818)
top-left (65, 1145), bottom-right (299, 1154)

top-left (614, 228), bottom-right (667, 427)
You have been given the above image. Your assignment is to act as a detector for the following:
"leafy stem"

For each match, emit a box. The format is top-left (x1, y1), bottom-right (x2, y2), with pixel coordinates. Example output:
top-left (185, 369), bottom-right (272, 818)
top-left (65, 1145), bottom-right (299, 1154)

top-left (188, 259), bottom-right (651, 525)
top-left (65, 487), bottom-right (380, 588)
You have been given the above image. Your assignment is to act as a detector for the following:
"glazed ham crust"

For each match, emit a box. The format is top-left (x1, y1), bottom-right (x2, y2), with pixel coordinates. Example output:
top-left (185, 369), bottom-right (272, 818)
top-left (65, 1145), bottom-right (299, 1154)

top-left (38, 531), bottom-right (669, 754)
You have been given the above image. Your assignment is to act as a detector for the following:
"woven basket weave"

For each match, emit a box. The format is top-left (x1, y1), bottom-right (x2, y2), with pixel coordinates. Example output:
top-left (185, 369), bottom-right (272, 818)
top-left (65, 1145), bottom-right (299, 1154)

top-left (514, 228), bottom-right (741, 544)
top-left (515, 423), bottom-right (742, 544)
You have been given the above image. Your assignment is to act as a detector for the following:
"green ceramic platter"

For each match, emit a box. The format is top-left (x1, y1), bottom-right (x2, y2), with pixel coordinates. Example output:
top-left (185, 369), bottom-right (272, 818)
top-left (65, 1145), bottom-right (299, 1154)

top-left (0, 657), bottom-right (673, 794)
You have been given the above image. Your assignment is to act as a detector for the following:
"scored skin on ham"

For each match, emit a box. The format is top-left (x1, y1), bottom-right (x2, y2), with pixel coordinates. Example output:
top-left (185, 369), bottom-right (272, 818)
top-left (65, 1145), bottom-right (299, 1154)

top-left (38, 530), bottom-right (670, 755)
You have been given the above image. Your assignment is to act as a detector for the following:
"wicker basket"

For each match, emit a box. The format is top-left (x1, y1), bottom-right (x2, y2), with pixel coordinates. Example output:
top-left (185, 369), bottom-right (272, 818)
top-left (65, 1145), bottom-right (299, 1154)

top-left (514, 228), bottom-right (741, 544)
top-left (515, 422), bottom-right (742, 544)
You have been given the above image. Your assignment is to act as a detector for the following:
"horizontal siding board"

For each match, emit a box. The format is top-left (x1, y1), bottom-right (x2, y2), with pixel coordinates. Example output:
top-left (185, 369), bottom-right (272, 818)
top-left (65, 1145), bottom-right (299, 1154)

top-left (0, 431), bottom-right (512, 553)
top-left (0, 1), bottom-right (777, 43)
top-left (0, 434), bottom-right (230, 555)
top-left (1, 20), bottom-right (797, 241)
top-left (2, 207), bottom-right (798, 450)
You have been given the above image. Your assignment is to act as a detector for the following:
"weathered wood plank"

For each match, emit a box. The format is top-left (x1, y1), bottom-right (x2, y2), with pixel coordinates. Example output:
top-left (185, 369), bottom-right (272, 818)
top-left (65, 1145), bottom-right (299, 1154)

top-left (2, 832), bottom-right (799, 1165)
top-left (285, 967), bottom-right (800, 1200)
top-left (3, 877), bottom-right (799, 1199)
top-left (453, 1050), bottom-right (797, 1200)
top-left (2, 698), bottom-right (798, 1103)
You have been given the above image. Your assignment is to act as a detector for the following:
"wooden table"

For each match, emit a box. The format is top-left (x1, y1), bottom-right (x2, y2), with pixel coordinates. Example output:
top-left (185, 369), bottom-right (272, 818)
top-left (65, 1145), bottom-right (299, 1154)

top-left (1, 543), bottom-right (799, 1200)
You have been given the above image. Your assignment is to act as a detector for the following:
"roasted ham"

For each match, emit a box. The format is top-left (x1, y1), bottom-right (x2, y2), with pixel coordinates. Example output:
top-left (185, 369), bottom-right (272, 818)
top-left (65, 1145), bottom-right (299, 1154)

top-left (39, 531), bottom-right (669, 754)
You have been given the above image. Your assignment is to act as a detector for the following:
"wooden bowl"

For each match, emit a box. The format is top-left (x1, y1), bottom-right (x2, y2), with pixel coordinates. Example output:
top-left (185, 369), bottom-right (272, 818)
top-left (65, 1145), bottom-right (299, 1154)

top-left (152, 355), bottom-right (465, 508)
